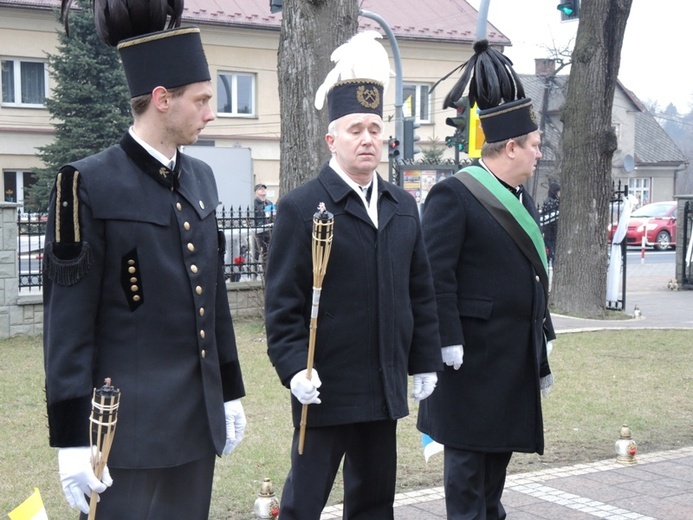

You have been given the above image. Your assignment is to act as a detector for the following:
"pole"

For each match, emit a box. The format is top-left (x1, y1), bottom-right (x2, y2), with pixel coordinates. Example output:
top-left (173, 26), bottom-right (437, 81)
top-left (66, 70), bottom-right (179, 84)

top-left (360, 9), bottom-right (403, 185)
top-left (475, 0), bottom-right (491, 40)
top-left (641, 234), bottom-right (646, 264)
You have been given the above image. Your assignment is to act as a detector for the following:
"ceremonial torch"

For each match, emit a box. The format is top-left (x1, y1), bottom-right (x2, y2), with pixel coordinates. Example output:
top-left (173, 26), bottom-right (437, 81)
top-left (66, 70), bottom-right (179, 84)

top-left (88, 378), bottom-right (121, 520)
top-left (298, 203), bottom-right (334, 455)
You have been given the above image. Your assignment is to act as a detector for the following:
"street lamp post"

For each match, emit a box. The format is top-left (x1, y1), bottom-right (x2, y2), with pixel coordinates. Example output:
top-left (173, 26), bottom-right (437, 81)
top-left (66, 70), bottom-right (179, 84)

top-left (360, 9), bottom-right (403, 185)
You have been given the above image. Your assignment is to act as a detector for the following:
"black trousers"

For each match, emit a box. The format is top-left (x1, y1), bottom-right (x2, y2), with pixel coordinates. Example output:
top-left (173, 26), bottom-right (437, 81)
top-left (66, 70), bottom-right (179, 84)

top-left (80, 455), bottom-right (216, 520)
top-left (279, 420), bottom-right (398, 520)
top-left (443, 447), bottom-right (512, 520)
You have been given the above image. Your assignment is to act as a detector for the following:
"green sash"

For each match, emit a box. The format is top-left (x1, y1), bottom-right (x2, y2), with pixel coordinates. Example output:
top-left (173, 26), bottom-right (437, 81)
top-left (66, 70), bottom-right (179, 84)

top-left (454, 165), bottom-right (549, 294)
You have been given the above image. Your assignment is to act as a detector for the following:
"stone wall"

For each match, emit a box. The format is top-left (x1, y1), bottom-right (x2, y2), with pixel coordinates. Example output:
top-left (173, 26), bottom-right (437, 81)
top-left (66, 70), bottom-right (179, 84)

top-left (0, 203), bottom-right (264, 340)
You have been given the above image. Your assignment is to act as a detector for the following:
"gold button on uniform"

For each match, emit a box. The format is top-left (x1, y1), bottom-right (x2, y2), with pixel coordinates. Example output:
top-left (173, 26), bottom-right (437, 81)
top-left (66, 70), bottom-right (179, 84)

top-left (190, 264), bottom-right (198, 274)
top-left (196, 286), bottom-right (202, 295)
top-left (130, 277), bottom-right (137, 283)
top-left (199, 307), bottom-right (205, 317)
top-left (535, 275), bottom-right (540, 282)
top-left (131, 285), bottom-right (138, 292)
top-left (184, 222), bottom-right (190, 231)
top-left (200, 330), bottom-right (206, 339)
top-left (133, 295), bottom-right (141, 302)
top-left (187, 243), bottom-right (195, 252)
top-left (199, 201), bottom-right (205, 209)
top-left (128, 266), bottom-right (136, 274)
top-left (201, 350), bottom-right (206, 359)
top-left (176, 202), bottom-right (182, 211)
top-left (128, 259), bottom-right (135, 265)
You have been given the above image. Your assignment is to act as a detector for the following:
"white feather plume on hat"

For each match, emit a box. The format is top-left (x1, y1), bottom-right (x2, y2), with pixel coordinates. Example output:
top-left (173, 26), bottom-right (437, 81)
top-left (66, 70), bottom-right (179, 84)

top-left (314, 31), bottom-right (393, 110)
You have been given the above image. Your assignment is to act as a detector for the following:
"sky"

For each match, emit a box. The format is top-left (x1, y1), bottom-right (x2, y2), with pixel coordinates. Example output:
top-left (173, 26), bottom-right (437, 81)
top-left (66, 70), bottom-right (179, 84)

top-left (466, 0), bottom-right (693, 113)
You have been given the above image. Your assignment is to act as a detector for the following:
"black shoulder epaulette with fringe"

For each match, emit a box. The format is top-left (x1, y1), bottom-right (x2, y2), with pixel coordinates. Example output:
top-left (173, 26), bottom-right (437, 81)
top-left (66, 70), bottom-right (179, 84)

top-left (43, 166), bottom-right (93, 286)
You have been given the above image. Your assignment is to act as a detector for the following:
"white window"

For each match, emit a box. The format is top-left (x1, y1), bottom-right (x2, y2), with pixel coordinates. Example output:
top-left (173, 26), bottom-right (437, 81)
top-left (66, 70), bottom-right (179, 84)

top-left (628, 177), bottom-right (650, 207)
top-left (217, 72), bottom-right (255, 116)
top-left (4, 170), bottom-right (37, 207)
top-left (1, 59), bottom-right (48, 107)
top-left (403, 83), bottom-right (431, 123)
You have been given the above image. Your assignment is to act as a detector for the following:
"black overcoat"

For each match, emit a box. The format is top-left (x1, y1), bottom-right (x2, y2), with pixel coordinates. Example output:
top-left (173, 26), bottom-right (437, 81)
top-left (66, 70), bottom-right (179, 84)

top-left (43, 133), bottom-right (245, 469)
top-left (265, 165), bottom-right (441, 428)
top-left (417, 174), bottom-right (554, 454)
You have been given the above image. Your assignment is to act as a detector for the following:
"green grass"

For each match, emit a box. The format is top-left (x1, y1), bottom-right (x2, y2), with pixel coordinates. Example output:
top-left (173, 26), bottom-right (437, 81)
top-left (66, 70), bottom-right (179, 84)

top-left (2, 325), bottom-right (692, 519)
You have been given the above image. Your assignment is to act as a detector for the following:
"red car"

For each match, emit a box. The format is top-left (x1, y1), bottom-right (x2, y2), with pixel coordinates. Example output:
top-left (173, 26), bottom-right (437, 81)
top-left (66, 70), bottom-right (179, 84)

top-left (619, 201), bottom-right (677, 251)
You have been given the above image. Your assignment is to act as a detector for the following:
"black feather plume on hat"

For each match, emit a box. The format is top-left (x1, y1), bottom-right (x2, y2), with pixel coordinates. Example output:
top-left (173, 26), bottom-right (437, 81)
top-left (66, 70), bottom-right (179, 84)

top-left (60, 0), bottom-right (184, 46)
top-left (438, 39), bottom-right (527, 110)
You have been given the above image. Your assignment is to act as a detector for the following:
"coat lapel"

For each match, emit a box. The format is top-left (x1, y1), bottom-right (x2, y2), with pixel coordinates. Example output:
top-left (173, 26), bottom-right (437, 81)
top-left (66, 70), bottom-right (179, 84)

top-left (318, 167), bottom-right (400, 229)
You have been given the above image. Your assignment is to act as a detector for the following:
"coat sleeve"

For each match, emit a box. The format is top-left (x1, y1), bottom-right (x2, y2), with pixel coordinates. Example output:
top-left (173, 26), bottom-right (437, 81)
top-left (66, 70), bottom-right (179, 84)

top-left (43, 167), bottom-right (105, 447)
top-left (405, 202), bottom-right (443, 374)
top-left (215, 229), bottom-right (246, 402)
top-left (421, 180), bottom-right (467, 348)
top-left (264, 196), bottom-right (314, 386)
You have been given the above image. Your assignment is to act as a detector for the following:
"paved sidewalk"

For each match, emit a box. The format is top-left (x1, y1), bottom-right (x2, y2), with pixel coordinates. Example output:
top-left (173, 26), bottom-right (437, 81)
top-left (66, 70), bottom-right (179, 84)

top-left (322, 260), bottom-right (693, 519)
top-left (384, 447), bottom-right (693, 519)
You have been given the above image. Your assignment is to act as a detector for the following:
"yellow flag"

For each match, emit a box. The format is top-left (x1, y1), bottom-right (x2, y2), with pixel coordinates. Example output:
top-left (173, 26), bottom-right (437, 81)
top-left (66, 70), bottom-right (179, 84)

top-left (8, 488), bottom-right (48, 520)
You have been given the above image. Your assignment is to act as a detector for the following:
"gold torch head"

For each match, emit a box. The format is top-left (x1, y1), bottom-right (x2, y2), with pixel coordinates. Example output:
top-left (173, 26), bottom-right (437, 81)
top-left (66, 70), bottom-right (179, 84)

top-left (311, 202), bottom-right (334, 278)
top-left (312, 202), bottom-right (334, 244)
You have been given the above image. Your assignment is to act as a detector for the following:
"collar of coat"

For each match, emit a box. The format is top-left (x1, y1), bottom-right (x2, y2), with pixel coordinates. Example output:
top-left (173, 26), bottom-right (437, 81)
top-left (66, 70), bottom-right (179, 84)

top-left (120, 132), bottom-right (180, 190)
top-left (316, 164), bottom-right (404, 228)
top-left (318, 164), bottom-right (400, 204)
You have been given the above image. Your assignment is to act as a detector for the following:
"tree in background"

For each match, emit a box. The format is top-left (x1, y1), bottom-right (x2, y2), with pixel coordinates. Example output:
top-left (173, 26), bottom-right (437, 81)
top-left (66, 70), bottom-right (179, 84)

top-left (551, 0), bottom-right (633, 317)
top-left (277, 0), bottom-right (360, 195)
top-left (660, 103), bottom-right (693, 195)
top-left (27, 0), bottom-right (130, 211)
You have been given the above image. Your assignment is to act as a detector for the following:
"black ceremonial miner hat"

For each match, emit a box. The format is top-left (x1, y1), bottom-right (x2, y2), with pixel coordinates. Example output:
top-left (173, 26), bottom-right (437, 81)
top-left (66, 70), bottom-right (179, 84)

top-left (327, 79), bottom-right (384, 122)
top-left (479, 98), bottom-right (538, 144)
top-left (117, 27), bottom-right (211, 98)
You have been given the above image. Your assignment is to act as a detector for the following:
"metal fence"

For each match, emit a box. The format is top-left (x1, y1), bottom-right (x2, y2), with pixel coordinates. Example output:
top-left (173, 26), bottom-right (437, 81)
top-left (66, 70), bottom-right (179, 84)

top-left (16, 207), bottom-right (274, 291)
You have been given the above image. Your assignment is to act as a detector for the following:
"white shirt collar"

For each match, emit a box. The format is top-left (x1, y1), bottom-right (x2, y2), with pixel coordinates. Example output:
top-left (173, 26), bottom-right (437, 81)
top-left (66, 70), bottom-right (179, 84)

top-left (329, 157), bottom-right (379, 227)
top-left (129, 127), bottom-right (176, 168)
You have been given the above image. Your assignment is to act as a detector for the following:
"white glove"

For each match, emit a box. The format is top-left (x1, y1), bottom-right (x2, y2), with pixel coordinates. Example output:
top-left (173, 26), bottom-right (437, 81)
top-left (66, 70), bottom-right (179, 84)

top-left (541, 373), bottom-right (554, 398)
top-left (58, 446), bottom-right (112, 514)
top-left (442, 345), bottom-right (464, 370)
top-left (290, 368), bottom-right (322, 405)
top-left (223, 399), bottom-right (247, 455)
top-left (411, 372), bottom-right (438, 402)
top-left (546, 340), bottom-right (554, 358)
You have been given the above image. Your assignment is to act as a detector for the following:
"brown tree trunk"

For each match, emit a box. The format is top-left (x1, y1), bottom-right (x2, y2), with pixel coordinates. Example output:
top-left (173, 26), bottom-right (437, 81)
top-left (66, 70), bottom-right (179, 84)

top-left (277, 0), bottom-right (360, 195)
top-left (552, 0), bottom-right (633, 318)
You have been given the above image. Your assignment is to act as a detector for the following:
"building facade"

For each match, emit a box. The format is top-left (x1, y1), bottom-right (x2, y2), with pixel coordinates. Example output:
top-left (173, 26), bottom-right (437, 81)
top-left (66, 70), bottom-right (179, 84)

top-left (0, 0), bottom-right (510, 207)
top-left (522, 60), bottom-right (687, 204)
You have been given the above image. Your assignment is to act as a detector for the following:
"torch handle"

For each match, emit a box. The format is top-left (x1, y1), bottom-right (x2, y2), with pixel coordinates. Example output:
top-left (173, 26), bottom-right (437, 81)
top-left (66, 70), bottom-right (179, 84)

top-left (298, 314), bottom-right (319, 454)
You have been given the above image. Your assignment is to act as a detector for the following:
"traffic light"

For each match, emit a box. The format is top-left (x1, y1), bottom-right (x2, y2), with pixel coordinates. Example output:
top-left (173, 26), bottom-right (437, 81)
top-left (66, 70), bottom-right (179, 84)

top-left (557, 0), bottom-right (579, 20)
top-left (402, 117), bottom-right (421, 161)
top-left (445, 97), bottom-right (470, 153)
top-left (388, 137), bottom-right (401, 160)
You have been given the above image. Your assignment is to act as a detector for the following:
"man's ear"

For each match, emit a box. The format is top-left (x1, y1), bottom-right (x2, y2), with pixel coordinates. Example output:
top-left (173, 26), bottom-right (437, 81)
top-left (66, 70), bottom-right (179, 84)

top-left (325, 133), bottom-right (336, 153)
top-left (151, 86), bottom-right (169, 112)
top-left (505, 139), bottom-right (517, 159)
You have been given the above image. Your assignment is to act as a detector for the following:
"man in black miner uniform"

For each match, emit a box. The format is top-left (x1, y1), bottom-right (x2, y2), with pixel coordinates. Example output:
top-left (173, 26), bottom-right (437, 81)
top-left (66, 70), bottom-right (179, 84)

top-left (42, 3), bottom-right (246, 518)
top-left (264, 31), bottom-right (441, 520)
top-left (419, 39), bottom-right (555, 519)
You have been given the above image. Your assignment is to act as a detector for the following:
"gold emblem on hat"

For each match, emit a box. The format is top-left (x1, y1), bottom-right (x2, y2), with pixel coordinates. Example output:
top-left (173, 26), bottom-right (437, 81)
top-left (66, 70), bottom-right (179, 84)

top-left (356, 85), bottom-right (380, 110)
top-left (529, 106), bottom-right (538, 126)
